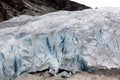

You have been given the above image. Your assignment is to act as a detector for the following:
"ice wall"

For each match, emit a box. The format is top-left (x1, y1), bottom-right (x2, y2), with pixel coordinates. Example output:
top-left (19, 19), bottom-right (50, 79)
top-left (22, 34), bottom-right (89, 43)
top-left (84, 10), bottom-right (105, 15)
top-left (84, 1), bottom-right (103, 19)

top-left (0, 8), bottom-right (120, 80)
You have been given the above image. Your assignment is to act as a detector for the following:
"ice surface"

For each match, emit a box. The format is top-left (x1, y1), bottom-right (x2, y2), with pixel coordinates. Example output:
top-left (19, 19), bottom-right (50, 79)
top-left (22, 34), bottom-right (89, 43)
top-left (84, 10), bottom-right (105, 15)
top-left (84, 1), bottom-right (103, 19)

top-left (0, 8), bottom-right (120, 80)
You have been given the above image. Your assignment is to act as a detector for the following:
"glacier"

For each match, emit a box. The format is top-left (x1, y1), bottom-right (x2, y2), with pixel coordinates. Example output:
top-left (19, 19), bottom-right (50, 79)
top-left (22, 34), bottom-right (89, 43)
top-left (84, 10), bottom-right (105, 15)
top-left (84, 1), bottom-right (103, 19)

top-left (0, 8), bottom-right (120, 80)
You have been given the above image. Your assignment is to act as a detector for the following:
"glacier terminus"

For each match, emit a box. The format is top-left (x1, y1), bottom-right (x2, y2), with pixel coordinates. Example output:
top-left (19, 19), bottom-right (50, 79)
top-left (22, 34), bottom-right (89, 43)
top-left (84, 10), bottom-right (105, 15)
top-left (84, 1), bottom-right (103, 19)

top-left (0, 8), bottom-right (120, 80)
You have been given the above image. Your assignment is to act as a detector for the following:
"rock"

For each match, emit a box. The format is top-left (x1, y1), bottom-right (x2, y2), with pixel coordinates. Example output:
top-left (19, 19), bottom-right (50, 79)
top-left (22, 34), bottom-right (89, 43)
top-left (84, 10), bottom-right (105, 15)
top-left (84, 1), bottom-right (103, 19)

top-left (15, 71), bottom-right (120, 80)
top-left (0, 0), bottom-right (91, 22)
top-left (0, 8), bottom-right (120, 80)
top-left (0, 3), bottom-right (8, 21)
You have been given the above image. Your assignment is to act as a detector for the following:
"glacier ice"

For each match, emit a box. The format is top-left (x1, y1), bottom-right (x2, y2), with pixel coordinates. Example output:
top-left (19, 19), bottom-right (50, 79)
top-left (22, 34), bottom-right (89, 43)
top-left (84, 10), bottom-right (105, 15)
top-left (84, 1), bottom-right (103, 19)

top-left (0, 8), bottom-right (120, 80)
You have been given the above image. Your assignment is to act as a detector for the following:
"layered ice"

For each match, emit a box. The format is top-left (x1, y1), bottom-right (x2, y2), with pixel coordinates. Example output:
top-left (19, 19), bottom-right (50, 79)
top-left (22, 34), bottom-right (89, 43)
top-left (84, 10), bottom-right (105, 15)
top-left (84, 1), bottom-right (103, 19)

top-left (0, 8), bottom-right (120, 80)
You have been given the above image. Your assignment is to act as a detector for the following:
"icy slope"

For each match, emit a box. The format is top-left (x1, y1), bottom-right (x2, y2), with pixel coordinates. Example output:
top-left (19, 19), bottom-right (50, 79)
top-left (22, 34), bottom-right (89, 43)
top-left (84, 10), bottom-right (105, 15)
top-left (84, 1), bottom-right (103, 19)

top-left (0, 8), bottom-right (120, 80)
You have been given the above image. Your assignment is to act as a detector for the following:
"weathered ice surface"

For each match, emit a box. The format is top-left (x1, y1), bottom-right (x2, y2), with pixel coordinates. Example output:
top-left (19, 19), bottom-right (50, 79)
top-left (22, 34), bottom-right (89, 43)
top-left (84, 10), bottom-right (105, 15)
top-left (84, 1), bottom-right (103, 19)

top-left (0, 8), bottom-right (120, 80)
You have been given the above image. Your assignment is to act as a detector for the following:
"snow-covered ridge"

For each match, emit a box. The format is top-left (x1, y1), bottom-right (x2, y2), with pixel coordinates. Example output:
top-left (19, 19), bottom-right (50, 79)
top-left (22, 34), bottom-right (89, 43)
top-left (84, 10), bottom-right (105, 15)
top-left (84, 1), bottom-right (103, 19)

top-left (0, 8), bottom-right (120, 80)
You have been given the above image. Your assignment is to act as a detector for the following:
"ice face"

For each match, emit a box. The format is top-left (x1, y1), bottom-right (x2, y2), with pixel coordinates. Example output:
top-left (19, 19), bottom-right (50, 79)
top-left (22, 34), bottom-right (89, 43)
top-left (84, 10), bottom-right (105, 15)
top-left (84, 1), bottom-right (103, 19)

top-left (0, 8), bottom-right (120, 80)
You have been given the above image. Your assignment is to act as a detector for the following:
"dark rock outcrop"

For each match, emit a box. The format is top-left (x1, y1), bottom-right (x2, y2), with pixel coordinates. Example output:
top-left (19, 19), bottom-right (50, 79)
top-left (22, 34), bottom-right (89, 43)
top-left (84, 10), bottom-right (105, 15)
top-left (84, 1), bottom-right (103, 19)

top-left (0, 0), bottom-right (91, 22)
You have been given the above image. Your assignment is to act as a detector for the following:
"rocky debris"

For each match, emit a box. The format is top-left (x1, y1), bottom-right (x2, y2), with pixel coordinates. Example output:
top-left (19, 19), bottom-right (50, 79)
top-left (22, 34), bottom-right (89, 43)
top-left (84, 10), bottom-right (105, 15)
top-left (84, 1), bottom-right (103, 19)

top-left (96, 68), bottom-right (120, 76)
top-left (0, 0), bottom-right (91, 22)
top-left (15, 71), bottom-right (120, 80)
